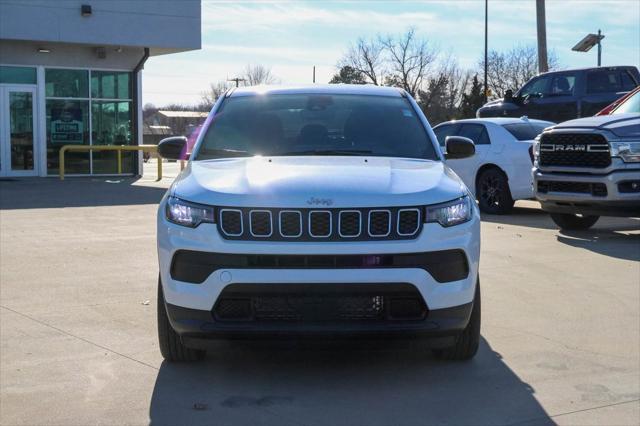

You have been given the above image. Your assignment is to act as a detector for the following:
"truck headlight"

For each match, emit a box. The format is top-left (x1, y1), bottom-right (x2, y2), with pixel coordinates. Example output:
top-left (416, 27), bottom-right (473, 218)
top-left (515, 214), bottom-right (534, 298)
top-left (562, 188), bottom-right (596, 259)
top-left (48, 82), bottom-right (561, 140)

top-left (610, 141), bottom-right (640, 163)
top-left (166, 196), bottom-right (215, 227)
top-left (425, 196), bottom-right (473, 227)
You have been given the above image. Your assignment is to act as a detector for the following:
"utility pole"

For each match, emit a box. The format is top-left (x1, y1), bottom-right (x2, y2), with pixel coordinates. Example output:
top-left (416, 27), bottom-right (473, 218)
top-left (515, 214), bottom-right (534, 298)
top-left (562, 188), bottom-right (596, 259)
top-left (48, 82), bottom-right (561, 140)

top-left (227, 77), bottom-right (246, 88)
top-left (597, 29), bottom-right (602, 66)
top-left (313, 66), bottom-right (316, 83)
top-left (484, 0), bottom-right (488, 102)
top-left (536, 0), bottom-right (548, 73)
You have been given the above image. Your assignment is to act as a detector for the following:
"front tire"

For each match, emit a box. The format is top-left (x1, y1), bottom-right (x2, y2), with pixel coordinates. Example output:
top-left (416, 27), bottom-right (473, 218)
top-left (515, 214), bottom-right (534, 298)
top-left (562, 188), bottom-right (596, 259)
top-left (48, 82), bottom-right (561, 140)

top-left (477, 168), bottom-right (514, 214)
top-left (549, 213), bottom-right (599, 230)
top-left (434, 280), bottom-right (481, 361)
top-left (157, 277), bottom-right (205, 362)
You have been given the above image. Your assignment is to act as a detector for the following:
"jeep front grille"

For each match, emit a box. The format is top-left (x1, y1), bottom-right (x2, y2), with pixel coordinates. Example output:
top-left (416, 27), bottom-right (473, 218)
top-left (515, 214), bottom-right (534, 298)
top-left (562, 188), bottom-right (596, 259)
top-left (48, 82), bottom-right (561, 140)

top-left (218, 207), bottom-right (423, 241)
top-left (539, 133), bottom-right (611, 168)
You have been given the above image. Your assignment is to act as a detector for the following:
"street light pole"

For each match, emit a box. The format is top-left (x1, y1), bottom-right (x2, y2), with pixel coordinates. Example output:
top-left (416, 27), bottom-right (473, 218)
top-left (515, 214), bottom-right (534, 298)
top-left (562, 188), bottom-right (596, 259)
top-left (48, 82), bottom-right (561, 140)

top-left (484, 0), bottom-right (488, 102)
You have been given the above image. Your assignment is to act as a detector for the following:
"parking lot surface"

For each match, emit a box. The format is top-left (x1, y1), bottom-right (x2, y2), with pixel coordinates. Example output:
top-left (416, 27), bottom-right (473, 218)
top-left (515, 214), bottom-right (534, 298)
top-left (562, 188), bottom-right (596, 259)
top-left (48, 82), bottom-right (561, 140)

top-left (1, 165), bottom-right (639, 425)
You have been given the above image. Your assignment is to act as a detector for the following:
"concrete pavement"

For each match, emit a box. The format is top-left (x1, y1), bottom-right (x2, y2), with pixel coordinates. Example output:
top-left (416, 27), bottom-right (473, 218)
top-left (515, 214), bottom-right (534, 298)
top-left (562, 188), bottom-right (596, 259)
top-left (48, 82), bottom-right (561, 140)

top-left (0, 166), bottom-right (638, 425)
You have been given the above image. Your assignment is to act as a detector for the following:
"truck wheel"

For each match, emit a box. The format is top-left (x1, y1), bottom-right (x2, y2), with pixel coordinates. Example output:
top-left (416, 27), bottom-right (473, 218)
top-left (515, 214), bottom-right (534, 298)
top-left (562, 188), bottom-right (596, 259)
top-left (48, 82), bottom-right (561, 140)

top-left (157, 277), bottom-right (205, 362)
top-left (433, 279), bottom-right (481, 361)
top-left (549, 213), bottom-right (599, 230)
top-left (477, 168), bottom-right (514, 214)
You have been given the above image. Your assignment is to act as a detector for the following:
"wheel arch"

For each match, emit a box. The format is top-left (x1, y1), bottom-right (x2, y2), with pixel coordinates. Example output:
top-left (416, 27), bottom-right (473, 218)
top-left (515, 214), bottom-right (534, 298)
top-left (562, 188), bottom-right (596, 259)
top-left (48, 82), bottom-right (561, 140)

top-left (474, 163), bottom-right (508, 194)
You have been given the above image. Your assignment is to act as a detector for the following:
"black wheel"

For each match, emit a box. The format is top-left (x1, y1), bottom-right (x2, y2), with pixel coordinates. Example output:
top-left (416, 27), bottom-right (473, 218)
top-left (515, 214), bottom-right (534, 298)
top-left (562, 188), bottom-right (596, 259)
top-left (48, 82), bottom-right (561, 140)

top-left (434, 280), bottom-right (481, 361)
top-left (157, 277), bottom-right (205, 362)
top-left (477, 168), bottom-right (514, 214)
top-left (550, 213), bottom-right (599, 231)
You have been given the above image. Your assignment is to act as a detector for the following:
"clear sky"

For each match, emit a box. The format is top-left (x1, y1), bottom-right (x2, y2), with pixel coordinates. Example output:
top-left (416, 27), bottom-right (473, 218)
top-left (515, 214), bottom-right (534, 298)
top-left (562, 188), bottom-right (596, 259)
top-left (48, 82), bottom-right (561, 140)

top-left (142, 0), bottom-right (640, 106)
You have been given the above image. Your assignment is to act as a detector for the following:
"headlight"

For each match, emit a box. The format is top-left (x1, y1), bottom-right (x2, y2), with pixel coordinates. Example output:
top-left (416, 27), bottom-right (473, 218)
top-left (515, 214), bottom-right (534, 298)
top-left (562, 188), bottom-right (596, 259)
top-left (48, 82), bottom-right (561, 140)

top-left (166, 196), bottom-right (215, 227)
top-left (425, 196), bottom-right (473, 227)
top-left (610, 141), bottom-right (640, 163)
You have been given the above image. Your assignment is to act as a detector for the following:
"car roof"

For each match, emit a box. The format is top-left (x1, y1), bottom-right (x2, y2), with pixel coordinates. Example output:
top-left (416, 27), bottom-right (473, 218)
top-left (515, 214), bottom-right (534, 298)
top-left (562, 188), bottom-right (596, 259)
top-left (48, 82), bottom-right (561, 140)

top-left (434, 117), bottom-right (555, 127)
top-left (228, 84), bottom-right (406, 97)
top-left (536, 65), bottom-right (638, 75)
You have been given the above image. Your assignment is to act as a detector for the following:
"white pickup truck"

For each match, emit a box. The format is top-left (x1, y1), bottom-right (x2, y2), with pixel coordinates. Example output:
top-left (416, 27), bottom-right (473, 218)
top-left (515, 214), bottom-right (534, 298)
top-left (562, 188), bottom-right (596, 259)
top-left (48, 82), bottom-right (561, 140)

top-left (534, 88), bottom-right (640, 230)
top-left (155, 85), bottom-right (482, 362)
top-left (434, 117), bottom-right (554, 214)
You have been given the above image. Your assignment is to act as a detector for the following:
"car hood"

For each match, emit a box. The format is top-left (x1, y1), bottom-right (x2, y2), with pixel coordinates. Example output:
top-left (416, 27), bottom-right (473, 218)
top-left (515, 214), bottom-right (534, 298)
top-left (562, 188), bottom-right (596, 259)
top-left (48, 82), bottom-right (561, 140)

top-left (551, 113), bottom-right (640, 138)
top-left (171, 156), bottom-right (467, 208)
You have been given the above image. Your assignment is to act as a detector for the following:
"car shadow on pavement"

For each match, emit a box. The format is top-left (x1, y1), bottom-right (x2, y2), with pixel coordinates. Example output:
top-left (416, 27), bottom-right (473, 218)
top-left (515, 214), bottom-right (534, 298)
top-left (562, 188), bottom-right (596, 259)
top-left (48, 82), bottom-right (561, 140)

top-left (148, 338), bottom-right (553, 426)
top-left (557, 226), bottom-right (640, 262)
top-left (0, 177), bottom-right (167, 209)
top-left (480, 204), bottom-right (560, 231)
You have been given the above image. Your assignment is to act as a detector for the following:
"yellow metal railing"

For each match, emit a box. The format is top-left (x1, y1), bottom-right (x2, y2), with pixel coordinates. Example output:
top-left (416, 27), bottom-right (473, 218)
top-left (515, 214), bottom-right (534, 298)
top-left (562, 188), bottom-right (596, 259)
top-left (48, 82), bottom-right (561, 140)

top-left (59, 144), bottom-right (162, 180)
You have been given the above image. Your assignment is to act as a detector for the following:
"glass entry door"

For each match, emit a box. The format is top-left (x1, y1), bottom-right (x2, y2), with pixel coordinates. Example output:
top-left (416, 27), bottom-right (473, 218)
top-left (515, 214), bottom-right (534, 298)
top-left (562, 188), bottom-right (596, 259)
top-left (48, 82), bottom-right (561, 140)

top-left (0, 86), bottom-right (38, 177)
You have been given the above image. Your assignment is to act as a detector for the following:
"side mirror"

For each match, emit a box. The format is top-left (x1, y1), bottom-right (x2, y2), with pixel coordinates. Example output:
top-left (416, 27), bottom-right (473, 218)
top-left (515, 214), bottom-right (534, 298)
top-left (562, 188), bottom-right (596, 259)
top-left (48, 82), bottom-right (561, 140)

top-left (157, 136), bottom-right (187, 160)
top-left (504, 89), bottom-right (513, 101)
top-left (445, 136), bottom-right (475, 160)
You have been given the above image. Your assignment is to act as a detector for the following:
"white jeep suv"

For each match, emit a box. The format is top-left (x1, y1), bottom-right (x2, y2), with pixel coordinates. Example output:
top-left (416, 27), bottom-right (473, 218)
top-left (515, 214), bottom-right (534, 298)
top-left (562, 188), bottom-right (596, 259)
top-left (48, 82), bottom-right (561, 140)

top-left (156, 85), bottom-right (481, 362)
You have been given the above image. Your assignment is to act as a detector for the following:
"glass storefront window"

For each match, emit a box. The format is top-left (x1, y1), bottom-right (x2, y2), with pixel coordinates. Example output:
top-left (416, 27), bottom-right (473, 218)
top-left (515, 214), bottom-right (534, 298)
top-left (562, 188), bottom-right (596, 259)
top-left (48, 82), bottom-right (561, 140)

top-left (0, 66), bottom-right (36, 84)
top-left (43, 68), bottom-right (135, 175)
top-left (46, 100), bottom-right (90, 174)
top-left (45, 69), bottom-right (89, 98)
top-left (91, 101), bottom-right (134, 173)
top-left (91, 71), bottom-right (131, 99)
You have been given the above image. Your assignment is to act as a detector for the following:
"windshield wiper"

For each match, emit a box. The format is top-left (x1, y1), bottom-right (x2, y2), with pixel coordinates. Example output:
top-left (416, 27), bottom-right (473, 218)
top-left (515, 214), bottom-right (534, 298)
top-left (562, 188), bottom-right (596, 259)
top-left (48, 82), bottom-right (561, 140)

top-left (279, 149), bottom-right (373, 156)
top-left (198, 148), bottom-right (250, 158)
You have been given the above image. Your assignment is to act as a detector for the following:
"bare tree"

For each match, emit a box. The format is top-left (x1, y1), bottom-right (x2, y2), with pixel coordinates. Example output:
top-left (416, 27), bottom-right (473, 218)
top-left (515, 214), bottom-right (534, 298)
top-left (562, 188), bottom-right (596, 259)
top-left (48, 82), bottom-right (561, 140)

top-left (244, 64), bottom-right (278, 86)
top-left (338, 37), bottom-right (386, 85)
top-left (200, 81), bottom-right (232, 110)
top-left (418, 59), bottom-right (470, 124)
top-left (479, 45), bottom-right (560, 98)
top-left (381, 28), bottom-right (439, 97)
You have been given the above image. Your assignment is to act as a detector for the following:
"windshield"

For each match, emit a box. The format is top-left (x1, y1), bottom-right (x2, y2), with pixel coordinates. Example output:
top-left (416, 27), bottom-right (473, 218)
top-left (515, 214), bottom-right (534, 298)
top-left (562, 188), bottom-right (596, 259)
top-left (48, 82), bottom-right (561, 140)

top-left (194, 93), bottom-right (438, 160)
top-left (612, 90), bottom-right (640, 114)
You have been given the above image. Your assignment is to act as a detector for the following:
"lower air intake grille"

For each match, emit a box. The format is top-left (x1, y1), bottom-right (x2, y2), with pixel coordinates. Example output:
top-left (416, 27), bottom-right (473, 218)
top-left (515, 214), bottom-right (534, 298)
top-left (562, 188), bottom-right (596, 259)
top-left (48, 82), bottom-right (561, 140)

top-left (538, 181), bottom-right (608, 197)
top-left (213, 283), bottom-right (427, 323)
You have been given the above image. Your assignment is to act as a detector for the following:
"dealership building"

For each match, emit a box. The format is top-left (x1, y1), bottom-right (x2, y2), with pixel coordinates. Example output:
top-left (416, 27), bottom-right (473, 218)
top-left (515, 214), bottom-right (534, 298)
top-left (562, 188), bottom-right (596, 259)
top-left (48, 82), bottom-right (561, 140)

top-left (0, 0), bottom-right (201, 177)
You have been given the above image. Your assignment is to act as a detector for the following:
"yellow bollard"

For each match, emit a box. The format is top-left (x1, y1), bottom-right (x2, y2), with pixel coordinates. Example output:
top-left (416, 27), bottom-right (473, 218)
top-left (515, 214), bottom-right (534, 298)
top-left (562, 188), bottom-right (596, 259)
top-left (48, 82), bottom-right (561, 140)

top-left (59, 146), bottom-right (66, 180)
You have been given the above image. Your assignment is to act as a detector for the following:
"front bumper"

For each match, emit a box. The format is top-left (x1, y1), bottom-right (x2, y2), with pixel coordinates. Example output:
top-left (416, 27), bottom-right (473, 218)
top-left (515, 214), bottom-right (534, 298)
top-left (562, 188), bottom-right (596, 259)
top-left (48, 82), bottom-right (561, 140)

top-left (534, 168), bottom-right (640, 217)
top-left (157, 202), bottom-right (480, 338)
top-left (165, 298), bottom-right (473, 346)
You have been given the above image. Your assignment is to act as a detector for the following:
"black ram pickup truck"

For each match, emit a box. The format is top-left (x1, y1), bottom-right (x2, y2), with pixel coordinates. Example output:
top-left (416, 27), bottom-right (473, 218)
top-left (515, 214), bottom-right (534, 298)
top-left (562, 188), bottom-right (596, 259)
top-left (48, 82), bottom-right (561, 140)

top-left (477, 66), bottom-right (639, 123)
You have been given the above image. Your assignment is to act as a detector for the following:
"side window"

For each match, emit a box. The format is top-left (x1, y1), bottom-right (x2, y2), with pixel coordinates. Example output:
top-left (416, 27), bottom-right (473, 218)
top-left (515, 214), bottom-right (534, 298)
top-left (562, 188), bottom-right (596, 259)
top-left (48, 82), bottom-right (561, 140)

top-left (519, 77), bottom-right (550, 97)
top-left (548, 74), bottom-right (576, 96)
top-left (458, 124), bottom-right (490, 145)
top-left (433, 124), bottom-right (459, 147)
top-left (586, 70), bottom-right (621, 94)
top-left (620, 71), bottom-right (638, 91)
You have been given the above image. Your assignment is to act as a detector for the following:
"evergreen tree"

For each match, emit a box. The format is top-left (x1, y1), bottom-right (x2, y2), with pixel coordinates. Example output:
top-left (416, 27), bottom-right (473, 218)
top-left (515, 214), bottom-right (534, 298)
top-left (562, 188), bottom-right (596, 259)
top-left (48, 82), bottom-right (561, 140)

top-left (460, 75), bottom-right (485, 118)
top-left (329, 66), bottom-right (367, 84)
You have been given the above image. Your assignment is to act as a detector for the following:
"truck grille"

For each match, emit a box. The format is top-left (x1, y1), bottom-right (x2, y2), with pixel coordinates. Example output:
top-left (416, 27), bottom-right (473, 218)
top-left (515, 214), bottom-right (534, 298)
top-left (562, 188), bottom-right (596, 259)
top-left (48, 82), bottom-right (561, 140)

top-left (218, 207), bottom-right (422, 241)
top-left (213, 283), bottom-right (427, 323)
top-left (539, 133), bottom-right (611, 168)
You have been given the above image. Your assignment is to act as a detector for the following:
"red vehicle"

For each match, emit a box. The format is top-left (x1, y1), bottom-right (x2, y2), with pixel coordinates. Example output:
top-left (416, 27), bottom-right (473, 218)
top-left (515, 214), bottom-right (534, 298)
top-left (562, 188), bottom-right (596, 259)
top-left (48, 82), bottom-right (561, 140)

top-left (596, 85), bottom-right (640, 115)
